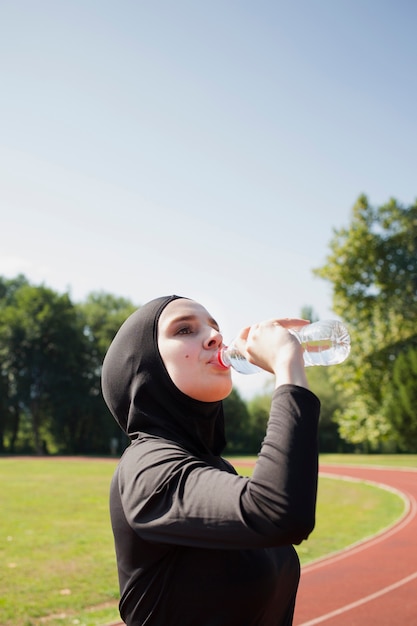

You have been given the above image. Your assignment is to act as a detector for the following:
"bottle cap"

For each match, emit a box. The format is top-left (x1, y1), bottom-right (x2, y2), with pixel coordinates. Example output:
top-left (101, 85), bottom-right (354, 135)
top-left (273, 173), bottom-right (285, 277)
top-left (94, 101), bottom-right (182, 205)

top-left (216, 348), bottom-right (229, 369)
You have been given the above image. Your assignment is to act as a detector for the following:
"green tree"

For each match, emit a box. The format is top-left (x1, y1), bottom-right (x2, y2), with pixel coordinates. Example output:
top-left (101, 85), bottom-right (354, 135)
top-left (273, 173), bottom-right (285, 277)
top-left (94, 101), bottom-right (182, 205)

top-left (79, 291), bottom-right (137, 359)
top-left (0, 282), bottom-right (88, 453)
top-left (315, 195), bottom-right (417, 449)
top-left (383, 346), bottom-right (417, 451)
top-left (0, 276), bottom-right (31, 451)
top-left (77, 291), bottom-right (137, 454)
top-left (306, 367), bottom-right (349, 452)
top-left (300, 306), bottom-right (319, 323)
top-left (223, 388), bottom-right (252, 454)
top-left (0, 277), bottom-right (138, 454)
top-left (247, 393), bottom-right (271, 452)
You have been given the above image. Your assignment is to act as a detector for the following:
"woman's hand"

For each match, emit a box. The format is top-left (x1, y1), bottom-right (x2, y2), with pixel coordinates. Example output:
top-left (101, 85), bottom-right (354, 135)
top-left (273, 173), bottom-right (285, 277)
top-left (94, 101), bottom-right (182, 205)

top-left (233, 319), bottom-right (310, 389)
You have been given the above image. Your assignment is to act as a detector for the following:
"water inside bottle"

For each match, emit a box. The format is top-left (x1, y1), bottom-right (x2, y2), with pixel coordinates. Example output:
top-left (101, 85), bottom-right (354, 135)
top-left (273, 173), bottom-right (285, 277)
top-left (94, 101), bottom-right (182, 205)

top-left (294, 321), bottom-right (351, 366)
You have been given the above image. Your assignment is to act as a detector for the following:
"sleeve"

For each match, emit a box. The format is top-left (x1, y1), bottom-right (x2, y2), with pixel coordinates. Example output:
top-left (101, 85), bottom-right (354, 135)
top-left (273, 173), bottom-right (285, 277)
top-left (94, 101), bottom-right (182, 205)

top-left (118, 384), bottom-right (320, 549)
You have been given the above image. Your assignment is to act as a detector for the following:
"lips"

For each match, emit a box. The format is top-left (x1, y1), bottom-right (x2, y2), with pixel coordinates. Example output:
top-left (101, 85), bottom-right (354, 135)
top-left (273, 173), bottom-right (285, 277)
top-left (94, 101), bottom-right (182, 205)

top-left (208, 352), bottom-right (229, 370)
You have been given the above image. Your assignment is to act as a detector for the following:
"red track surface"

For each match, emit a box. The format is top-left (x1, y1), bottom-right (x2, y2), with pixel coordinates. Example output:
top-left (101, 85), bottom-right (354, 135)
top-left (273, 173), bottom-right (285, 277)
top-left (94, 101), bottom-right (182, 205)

top-left (294, 463), bottom-right (417, 625)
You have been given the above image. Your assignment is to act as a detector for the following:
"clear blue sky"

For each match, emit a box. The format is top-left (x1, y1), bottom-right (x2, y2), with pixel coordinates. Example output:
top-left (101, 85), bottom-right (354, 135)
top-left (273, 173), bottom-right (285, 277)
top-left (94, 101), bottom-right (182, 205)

top-left (1, 1), bottom-right (416, 396)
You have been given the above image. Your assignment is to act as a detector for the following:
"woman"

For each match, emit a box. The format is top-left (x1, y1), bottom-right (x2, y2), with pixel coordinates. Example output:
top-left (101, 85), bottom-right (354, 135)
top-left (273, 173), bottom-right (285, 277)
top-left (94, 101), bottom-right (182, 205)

top-left (101, 295), bottom-right (320, 626)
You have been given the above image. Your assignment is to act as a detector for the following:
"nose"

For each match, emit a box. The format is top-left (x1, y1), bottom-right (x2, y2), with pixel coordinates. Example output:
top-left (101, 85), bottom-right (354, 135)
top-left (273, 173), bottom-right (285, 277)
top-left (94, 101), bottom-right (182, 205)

top-left (204, 327), bottom-right (223, 350)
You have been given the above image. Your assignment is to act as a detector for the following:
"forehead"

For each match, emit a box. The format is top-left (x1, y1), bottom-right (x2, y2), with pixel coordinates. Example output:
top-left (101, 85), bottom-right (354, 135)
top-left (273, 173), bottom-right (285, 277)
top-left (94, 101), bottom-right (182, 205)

top-left (158, 299), bottom-right (217, 328)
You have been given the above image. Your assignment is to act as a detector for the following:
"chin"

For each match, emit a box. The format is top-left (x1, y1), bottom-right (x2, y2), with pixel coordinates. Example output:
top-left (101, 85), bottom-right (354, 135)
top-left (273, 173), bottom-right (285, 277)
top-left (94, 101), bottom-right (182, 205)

top-left (189, 382), bottom-right (233, 403)
top-left (204, 382), bottom-right (234, 402)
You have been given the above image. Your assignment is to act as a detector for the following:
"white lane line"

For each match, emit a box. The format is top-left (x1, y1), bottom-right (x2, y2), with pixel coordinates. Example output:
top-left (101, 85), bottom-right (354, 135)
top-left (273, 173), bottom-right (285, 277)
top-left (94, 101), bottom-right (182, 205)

top-left (302, 476), bottom-right (416, 574)
top-left (298, 570), bottom-right (417, 625)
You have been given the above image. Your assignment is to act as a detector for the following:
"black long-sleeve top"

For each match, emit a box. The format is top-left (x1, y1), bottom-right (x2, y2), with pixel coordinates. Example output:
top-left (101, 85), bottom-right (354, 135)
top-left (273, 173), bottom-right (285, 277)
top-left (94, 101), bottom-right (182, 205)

top-left (109, 384), bottom-right (320, 626)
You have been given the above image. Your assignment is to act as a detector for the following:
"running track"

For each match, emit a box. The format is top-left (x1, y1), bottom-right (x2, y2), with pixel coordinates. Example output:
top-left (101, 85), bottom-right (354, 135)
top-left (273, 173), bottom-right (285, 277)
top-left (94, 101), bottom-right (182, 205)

top-left (294, 463), bottom-right (417, 625)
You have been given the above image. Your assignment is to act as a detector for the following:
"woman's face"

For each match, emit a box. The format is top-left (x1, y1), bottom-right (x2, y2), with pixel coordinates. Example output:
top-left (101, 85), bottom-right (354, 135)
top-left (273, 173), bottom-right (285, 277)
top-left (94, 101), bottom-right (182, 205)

top-left (157, 298), bottom-right (233, 402)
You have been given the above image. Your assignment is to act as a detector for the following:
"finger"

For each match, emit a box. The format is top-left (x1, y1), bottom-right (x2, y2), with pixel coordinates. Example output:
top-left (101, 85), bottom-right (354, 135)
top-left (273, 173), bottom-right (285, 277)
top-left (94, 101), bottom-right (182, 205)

top-left (274, 318), bottom-right (310, 329)
top-left (236, 325), bottom-right (252, 341)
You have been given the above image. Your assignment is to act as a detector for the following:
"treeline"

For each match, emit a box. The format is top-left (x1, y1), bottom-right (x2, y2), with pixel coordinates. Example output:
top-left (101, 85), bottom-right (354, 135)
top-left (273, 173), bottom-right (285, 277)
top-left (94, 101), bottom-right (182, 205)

top-left (1, 194), bottom-right (416, 455)
top-left (0, 274), bottom-right (346, 456)
top-left (0, 276), bottom-right (136, 455)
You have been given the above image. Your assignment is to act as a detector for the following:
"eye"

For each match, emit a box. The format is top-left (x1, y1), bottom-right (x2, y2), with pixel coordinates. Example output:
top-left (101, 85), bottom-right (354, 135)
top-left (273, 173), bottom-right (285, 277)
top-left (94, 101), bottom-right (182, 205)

top-left (176, 325), bottom-right (193, 335)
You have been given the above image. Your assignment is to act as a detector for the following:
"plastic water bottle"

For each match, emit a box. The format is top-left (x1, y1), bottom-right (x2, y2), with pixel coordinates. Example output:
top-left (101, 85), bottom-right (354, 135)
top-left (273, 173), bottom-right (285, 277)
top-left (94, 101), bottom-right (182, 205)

top-left (217, 320), bottom-right (351, 374)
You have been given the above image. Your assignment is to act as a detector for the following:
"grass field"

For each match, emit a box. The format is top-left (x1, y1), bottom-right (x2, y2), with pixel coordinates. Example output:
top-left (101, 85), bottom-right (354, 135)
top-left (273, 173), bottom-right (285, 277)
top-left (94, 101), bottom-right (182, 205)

top-left (0, 454), bottom-right (414, 626)
top-left (320, 453), bottom-right (417, 468)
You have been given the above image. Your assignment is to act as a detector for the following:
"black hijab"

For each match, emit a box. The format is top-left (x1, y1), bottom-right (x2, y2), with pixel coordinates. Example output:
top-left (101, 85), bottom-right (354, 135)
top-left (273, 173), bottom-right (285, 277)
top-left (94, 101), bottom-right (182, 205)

top-left (101, 295), bottom-right (226, 456)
